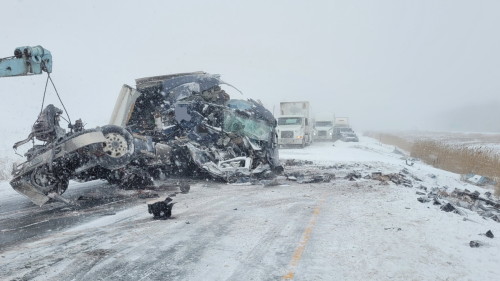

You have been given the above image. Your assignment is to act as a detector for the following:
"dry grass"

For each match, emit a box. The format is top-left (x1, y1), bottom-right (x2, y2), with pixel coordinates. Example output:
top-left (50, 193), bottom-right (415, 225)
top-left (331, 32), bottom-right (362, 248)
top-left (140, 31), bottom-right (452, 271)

top-left (368, 132), bottom-right (500, 196)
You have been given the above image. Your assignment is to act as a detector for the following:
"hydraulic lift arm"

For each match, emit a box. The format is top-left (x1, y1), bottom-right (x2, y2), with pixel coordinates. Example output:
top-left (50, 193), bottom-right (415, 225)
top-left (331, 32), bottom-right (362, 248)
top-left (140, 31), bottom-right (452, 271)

top-left (0, 45), bottom-right (52, 77)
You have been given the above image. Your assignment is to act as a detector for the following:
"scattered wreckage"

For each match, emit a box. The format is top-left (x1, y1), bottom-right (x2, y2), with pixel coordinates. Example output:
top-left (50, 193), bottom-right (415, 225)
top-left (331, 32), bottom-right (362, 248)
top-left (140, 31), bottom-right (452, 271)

top-left (10, 71), bottom-right (282, 206)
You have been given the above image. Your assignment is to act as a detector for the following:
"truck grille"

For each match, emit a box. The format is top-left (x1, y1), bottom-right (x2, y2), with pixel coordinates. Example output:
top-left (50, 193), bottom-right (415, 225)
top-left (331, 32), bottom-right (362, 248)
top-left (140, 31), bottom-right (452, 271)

top-left (318, 131), bottom-right (327, 136)
top-left (281, 131), bottom-right (293, 138)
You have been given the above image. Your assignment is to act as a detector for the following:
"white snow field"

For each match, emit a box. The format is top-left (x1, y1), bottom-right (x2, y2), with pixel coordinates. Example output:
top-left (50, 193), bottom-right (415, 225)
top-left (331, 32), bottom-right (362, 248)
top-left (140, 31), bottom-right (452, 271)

top-left (1, 137), bottom-right (499, 281)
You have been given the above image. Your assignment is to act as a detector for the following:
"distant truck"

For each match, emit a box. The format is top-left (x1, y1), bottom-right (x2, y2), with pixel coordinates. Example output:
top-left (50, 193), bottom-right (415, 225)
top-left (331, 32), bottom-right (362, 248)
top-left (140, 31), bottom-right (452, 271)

top-left (332, 117), bottom-right (359, 142)
top-left (277, 101), bottom-right (312, 148)
top-left (313, 117), bottom-right (334, 141)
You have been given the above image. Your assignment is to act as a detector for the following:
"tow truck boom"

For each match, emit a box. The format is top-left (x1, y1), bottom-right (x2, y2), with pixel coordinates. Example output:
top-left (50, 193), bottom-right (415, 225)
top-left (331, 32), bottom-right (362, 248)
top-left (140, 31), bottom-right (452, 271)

top-left (0, 45), bottom-right (52, 77)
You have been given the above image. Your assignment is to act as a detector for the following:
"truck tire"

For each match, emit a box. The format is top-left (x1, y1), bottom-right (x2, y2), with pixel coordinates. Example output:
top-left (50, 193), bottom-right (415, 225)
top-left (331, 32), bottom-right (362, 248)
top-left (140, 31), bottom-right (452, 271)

top-left (99, 125), bottom-right (135, 170)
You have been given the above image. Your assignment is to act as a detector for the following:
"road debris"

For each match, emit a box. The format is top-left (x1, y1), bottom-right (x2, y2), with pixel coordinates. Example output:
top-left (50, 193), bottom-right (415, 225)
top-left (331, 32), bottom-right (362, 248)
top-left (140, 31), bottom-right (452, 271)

top-left (461, 174), bottom-right (497, 187)
top-left (147, 197), bottom-right (175, 220)
top-left (441, 203), bottom-right (458, 213)
top-left (469, 240), bottom-right (483, 248)
top-left (345, 171), bottom-right (362, 181)
top-left (384, 227), bottom-right (402, 231)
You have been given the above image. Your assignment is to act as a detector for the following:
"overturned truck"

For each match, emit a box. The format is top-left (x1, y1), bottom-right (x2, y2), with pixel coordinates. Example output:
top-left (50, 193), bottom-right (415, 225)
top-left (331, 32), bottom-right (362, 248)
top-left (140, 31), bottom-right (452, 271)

top-left (11, 72), bottom-right (282, 206)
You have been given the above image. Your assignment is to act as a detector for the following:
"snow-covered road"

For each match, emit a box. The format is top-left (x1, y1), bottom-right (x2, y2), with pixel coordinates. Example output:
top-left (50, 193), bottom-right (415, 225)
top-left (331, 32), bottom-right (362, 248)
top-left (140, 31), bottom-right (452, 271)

top-left (1, 137), bottom-right (499, 281)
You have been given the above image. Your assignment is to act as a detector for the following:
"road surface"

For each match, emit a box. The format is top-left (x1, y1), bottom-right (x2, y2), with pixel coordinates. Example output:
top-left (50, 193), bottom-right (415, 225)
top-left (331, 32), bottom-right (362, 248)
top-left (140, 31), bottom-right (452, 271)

top-left (1, 138), bottom-right (499, 281)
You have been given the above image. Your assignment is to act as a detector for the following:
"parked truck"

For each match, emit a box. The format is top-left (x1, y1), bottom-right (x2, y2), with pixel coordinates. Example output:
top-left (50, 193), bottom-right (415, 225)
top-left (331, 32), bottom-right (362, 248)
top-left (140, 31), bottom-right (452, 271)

top-left (277, 101), bottom-right (312, 148)
top-left (332, 117), bottom-right (359, 142)
top-left (313, 116), bottom-right (334, 141)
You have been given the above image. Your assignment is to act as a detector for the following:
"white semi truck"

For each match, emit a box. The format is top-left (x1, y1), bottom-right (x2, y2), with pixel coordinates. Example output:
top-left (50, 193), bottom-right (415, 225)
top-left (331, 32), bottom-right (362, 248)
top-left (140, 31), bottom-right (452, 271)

top-left (313, 116), bottom-right (334, 141)
top-left (277, 101), bottom-right (312, 148)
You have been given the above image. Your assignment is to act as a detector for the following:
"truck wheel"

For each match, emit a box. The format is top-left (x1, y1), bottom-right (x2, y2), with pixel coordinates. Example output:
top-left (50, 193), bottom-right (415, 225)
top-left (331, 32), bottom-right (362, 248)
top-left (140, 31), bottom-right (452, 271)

top-left (99, 125), bottom-right (135, 170)
top-left (30, 165), bottom-right (69, 195)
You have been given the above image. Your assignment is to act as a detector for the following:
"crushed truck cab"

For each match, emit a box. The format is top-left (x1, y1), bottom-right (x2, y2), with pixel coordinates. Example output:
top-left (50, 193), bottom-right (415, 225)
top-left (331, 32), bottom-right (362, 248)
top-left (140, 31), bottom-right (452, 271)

top-left (9, 72), bottom-right (282, 206)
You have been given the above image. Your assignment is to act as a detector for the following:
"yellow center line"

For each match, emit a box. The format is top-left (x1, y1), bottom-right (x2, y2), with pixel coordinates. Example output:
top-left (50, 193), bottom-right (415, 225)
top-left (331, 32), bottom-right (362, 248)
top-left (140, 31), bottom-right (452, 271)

top-left (282, 193), bottom-right (328, 280)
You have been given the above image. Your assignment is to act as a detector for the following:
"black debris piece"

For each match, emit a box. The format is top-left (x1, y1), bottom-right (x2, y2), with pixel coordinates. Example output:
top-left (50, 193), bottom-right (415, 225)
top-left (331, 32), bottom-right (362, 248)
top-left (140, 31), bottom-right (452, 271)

top-left (433, 198), bottom-right (442, 205)
top-left (486, 230), bottom-right (494, 238)
top-left (441, 203), bottom-right (457, 213)
top-left (384, 227), bottom-right (402, 231)
top-left (469, 240), bottom-right (482, 248)
top-left (148, 197), bottom-right (175, 220)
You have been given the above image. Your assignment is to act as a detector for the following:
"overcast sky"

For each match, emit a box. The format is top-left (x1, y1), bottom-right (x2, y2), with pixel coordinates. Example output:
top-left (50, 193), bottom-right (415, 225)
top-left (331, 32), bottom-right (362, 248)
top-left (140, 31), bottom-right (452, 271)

top-left (1, 0), bottom-right (500, 142)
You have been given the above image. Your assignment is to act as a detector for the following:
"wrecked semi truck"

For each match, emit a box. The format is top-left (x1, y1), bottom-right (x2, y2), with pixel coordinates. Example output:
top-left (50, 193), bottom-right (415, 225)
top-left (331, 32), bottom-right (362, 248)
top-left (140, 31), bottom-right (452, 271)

top-left (9, 69), bottom-right (282, 206)
top-left (108, 72), bottom-right (282, 181)
top-left (332, 117), bottom-right (359, 142)
top-left (276, 101), bottom-right (312, 148)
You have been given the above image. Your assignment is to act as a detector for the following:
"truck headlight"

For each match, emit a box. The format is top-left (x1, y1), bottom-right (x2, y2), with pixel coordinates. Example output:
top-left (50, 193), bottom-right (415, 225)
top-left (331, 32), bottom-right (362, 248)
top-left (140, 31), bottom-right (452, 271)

top-left (296, 136), bottom-right (303, 139)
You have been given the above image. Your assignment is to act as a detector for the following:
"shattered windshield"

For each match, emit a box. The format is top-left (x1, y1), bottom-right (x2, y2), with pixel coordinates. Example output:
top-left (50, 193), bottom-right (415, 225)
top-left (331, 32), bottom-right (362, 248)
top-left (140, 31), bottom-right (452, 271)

top-left (278, 117), bottom-right (302, 126)
top-left (224, 110), bottom-right (273, 141)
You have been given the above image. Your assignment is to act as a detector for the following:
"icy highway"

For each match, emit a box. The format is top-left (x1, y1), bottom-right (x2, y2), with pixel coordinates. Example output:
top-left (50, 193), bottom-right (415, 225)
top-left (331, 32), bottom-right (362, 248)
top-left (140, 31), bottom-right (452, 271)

top-left (1, 138), bottom-right (500, 281)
